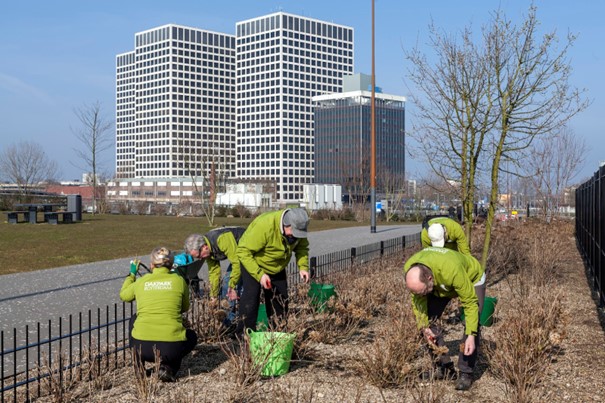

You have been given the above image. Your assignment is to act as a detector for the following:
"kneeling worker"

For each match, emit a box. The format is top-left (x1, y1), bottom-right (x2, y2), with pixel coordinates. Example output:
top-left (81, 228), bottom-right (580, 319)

top-left (120, 247), bottom-right (197, 382)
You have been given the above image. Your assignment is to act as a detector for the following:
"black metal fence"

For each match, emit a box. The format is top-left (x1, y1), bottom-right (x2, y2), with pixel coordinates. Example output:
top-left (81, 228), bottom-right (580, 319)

top-left (1, 232), bottom-right (420, 401)
top-left (576, 165), bottom-right (605, 307)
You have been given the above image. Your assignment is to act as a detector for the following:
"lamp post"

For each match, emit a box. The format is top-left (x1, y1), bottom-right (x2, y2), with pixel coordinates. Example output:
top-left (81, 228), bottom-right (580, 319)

top-left (370, 0), bottom-right (377, 233)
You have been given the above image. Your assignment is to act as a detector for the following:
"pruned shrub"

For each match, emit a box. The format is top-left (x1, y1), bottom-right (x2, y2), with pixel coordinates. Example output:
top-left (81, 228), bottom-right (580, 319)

top-left (357, 303), bottom-right (420, 388)
top-left (486, 285), bottom-right (568, 403)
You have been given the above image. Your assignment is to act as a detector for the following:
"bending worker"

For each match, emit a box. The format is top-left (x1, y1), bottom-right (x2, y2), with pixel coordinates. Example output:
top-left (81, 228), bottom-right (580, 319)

top-left (174, 229), bottom-right (246, 303)
top-left (235, 208), bottom-right (310, 334)
top-left (120, 247), bottom-right (197, 382)
top-left (198, 227), bottom-right (246, 301)
top-left (198, 226), bottom-right (247, 327)
top-left (421, 216), bottom-right (471, 256)
top-left (173, 234), bottom-right (207, 297)
top-left (404, 247), bottom-right (485, 391)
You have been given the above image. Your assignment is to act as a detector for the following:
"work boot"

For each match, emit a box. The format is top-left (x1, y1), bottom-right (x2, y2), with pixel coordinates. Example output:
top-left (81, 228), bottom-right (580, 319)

top-left (419, 369), bottom-right (435, 381)
top-left (158, 366), bottom-right (177, 383)
top-left (438, 362), bottom-right (457, 380)
top-left (419, 362), bottom-right (456, 381)
top-left (455, 372), bottom-right (473, 390)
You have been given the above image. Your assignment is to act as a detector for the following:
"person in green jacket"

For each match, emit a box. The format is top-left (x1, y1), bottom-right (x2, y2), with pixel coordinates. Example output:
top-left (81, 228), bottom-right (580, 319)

top-left (172, 234), bottom-right (207, 297)
top-left (198, 227), bottom-right (246, 301)
top-left (404, 247), bottom-right (485, 391)
top-left (421, 217), bottom-right (471, 256)
top-left (235, 208), bottom-right (310, 334)
top-left (174, 229), bottom-right (245, 302)
top-left (120, 247), bottom-right (198, 382)
top-left (198, 227), bottom-right (246, 327)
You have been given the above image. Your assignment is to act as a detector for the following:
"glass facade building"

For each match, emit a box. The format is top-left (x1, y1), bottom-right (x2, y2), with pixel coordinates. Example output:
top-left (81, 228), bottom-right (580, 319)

top-left (313, 89), bottom-right (405, 200)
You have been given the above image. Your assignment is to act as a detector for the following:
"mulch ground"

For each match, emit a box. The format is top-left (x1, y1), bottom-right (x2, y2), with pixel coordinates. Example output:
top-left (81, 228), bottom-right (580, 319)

top-left (33, 223), bottom-right (605, 403)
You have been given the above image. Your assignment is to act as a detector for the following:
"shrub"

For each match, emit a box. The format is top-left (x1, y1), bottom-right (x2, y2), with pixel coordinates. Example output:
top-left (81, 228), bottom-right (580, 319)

top-left (486, 286), bottom-right (568, 403)
top-left (150, 203), bottom-right (166, 216)
top-left (338, 206), bottom-right (356, 221)
top-left (230, 203), bottom-right (252, 218)
top-left (311, 208), bottom-right (336, 221)
top-left (214, 205), bottom-right (228, 217)
top-left (357, 303), bottom-right (420, 388)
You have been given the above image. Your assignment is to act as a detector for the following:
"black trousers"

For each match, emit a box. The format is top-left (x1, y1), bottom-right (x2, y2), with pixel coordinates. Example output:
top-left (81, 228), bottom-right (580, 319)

top-left (236, 267), bottom-right (289, 333)
top-left (129, 315), bottom-right (197, 375)
top-left (427, 282), bottom-right (486, 374)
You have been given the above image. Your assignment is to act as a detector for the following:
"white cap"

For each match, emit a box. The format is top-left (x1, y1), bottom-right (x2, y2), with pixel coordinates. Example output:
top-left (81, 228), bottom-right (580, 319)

top-left (427, 223), bottom-right (445, 247)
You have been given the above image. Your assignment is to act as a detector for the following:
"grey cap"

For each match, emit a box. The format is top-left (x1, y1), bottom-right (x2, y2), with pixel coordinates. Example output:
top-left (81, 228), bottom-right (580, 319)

top-left (283, 208), bottom-right (309, 238)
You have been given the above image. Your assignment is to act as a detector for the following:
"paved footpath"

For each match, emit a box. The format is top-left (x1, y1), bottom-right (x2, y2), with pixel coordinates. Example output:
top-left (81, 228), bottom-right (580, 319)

top-left (0, 224), bottom-right (420, 334)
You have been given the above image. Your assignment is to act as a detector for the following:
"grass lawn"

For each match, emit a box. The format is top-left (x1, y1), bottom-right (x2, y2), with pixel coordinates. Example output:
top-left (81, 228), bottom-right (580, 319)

top-left (0, 213), bottom-right (375, 275)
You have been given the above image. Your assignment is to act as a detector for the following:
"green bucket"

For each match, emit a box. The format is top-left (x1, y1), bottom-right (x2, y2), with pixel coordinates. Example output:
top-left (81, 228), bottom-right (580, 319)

top-left (308, 283), bottom-right (336, 313)
top-left (247, 329), bottom-right (296, 377)
top-left (257, 303), bottom-right (269, 330)
top-left (460, 296), bottom-right (498, 327)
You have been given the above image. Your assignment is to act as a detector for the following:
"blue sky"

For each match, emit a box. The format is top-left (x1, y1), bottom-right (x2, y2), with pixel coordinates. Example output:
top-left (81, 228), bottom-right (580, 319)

top-left (1, 0), bottom-right (603, 182)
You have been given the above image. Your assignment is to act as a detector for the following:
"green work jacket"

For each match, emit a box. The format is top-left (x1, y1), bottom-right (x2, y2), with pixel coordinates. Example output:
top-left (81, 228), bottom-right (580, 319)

top-left (421, 217), bottom-right (471, 256)
top-left (203, 227), bottom-right (245, 296)
top-left (119, 267), bottom-right (190, 342)
top-left (404, 247), bottom-right (484, 335)
top-left (237, 209), bottom-right (309, 282)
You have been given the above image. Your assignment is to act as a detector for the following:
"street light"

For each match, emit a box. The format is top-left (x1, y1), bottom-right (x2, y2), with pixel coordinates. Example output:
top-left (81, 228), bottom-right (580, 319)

top-left (370, 0), bottom-right (377, 233)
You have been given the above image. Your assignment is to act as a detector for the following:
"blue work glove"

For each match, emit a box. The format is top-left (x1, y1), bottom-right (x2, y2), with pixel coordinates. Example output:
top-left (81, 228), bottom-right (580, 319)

top-left (129, 259), bottom-right (140, 276)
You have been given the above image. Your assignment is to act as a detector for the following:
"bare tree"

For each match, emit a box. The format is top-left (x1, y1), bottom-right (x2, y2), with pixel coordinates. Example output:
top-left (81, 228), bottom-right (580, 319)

top-left (406, 6), bottom-right (589, 268)
top-left (380, 167), bottom-right (407, 222)
top-left (184, 148), bottom-right (229, 226)
top-left (480, 7), bottom-right (589, 266)
top-left (407, 22), bottom-right (494, 242)
top-left (72, 101), bottom-right (113, 214)
top-left (525, 126), bottom-right (587, 218)
top-left (0, 141), bottom-right (59, 200)
top-left (338, 148), bottom-right (371, 221)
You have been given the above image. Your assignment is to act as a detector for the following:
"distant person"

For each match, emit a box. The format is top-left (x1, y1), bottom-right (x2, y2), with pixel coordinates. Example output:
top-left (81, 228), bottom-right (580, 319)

top-left (235, 208), bottom-right (310, 335)
top-left (421, 216), bottom-right (471, 256)
top-left (120, 247), bottom-right (197, 382)
top-left (404, 247), bottom-right (485, 391)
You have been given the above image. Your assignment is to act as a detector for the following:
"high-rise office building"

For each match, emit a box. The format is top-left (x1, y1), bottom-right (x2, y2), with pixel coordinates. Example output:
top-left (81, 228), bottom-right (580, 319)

top-left (116, 24), bottom-right (236, 179)
top-left (235, 13), bottom-right (354, 202)
top-left (313, 74), bottom-right (406, 200)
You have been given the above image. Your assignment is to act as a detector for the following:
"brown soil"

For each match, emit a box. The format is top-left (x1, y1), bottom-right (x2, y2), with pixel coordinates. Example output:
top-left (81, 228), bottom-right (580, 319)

top-left (34, 221), bottom-right (605, 402)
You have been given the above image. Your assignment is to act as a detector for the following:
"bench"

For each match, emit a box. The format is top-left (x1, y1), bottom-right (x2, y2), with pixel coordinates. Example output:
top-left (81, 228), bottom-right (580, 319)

top-left (6, 211), bottom-right (32, 224)
top-left (44, 211), bottom-right (77, 225)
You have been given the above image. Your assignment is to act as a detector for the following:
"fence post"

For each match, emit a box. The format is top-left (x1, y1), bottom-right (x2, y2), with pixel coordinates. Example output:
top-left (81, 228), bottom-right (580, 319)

top-left (402, 236), bottom-right (406, 250)
top-left (25, 325), bottom-right (29, 402)
top-left (1, 330), bottom-right (4, 401)
top-left (310, 256), bottom-right (317, 279)
top-left (380, 241), bottom-right (384, 257)
top-left (350, 247), bottom-right (356, 266)
top-left (12, 328), bottom-right (17, 400)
